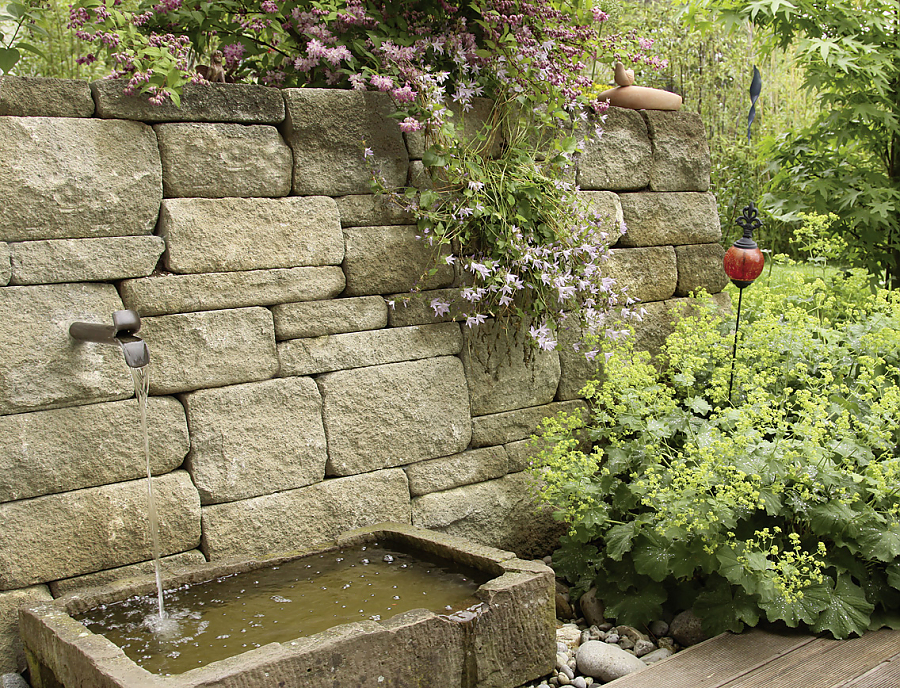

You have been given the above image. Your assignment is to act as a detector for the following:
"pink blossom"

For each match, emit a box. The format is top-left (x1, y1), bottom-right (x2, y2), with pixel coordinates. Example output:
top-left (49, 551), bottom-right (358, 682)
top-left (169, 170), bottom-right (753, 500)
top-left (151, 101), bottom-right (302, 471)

top-left (392, 84), bottom-right (417, 103)
top-left (261, 0), bottom-right (278, 13)
top-left (369, 74), bottom-right (394, 91)
top-left (349, 73), bottom-right (367, 90)
top-left (399, 117), bottom-right (423, 133)
top-left (221, 42), bottom-right (245, 67)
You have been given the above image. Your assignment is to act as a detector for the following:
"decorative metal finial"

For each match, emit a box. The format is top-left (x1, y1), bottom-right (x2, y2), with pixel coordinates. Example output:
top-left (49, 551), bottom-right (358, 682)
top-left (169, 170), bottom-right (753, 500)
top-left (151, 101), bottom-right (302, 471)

top-left (735, 202), bottom-right (762, 246)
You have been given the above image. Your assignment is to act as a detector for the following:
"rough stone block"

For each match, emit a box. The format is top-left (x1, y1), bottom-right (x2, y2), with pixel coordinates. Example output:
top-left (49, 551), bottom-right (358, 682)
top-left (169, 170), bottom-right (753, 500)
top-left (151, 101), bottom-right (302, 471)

top-left (48, 550), bottom-right (207, 597)
top-left (8, 236), bottom-right (165, 285)
top-left (272, 295), bottom-right (387, 340)
top-left (140, 307), bottom-right (278, 395)
top-left (0, 471), bottom-right (200, 589)
top-left (0, 117), bottom-right (161, 242)
top-left (618, 192), bottom-right (720, 247)
top-left (460, 318), bottom-right (561, 416)
top-left (675, 243), bottom-right (729, 296)
top-left (159, 197), bottom-right (343, 274)
top-left (91, 80), bottom-right (286, 123)
top-left (406, 446), bottom-right (508, 497)
top-left (576, 108), bottom-right (652, 191)
top-left (317, 357), bottom-right (471, 477)
top-left (282, 89), bottom-right (408, 195)
top-left (184, 377), bottom-right (327, 505)
top-left (121, 266), bottom-right (344, 316)
top-left (155, 123), bottom-right (292, 198)
top-left (0, 396), bottom-right (188, 503)
top-left (556, 325), bottom-right (603, 401)
top-left (470, 400), bottom-right (588, 448)
top-left (644, 110), bottom-right (711, 192)
top-left (278, 322), bottom-right (463, 376)
top-left (343, 225), bottom-right (454, 296)
top-left (504, 438), bottom-right (540, 473)
top-left (386, 287), bottom-right (466, 327)
top-left (0, 76), bottom-right (93, 118)
top-left (335, 194), bottom-right (414, 227)
top-left (628, 292), bottom-right (732, 357)
top-left (0, 585), bottom-right (52, 673)
top-left (0, 245), bottom-right (8, 287)
top-left (200, 469), bottom-right (411, 560)
top-left (605, 246), bottom-right (677, 302)
top-left (411, 473), bottom-right (563, 558)
top-left (579, 190), bottom-right (625, 236)
top-left (0, 283), bottom-right (133, 416)
top-left (405, 97), bottom-right (501, 159)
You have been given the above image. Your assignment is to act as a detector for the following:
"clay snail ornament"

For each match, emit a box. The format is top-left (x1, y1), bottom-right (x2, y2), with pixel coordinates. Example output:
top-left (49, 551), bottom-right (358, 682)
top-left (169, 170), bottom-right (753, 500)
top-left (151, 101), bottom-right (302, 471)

top-left (597, 61), bottom-right (682, 111)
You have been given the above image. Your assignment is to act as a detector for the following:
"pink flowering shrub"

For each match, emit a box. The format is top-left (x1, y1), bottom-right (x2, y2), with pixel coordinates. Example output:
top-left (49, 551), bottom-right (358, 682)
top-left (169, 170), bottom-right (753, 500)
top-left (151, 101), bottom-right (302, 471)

top-left (68, 0), bottom-right (665, 353)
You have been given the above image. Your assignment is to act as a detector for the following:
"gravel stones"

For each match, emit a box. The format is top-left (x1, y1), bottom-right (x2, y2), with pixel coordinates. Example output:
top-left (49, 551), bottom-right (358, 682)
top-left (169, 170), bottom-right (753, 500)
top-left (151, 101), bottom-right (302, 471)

top-left (670, 609), bottom-right (708, 647)
top-left (575, 640), bottom-right (648, 682)
top-left (578, 587), bottom-right (605, 627)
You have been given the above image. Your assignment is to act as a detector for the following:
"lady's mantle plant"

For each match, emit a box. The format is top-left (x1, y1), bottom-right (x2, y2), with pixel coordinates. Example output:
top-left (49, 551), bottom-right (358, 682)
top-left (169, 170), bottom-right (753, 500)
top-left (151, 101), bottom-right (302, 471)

top-left (68, 0), bottom-right (666, 353)
top-left (531, 269), bottom-right (900, 638)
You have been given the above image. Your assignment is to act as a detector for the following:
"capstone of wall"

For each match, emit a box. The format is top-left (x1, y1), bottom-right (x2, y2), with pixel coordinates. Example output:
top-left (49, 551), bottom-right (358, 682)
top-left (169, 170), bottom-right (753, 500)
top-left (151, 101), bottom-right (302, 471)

top-left (0, 75), bottom-right (729, 673)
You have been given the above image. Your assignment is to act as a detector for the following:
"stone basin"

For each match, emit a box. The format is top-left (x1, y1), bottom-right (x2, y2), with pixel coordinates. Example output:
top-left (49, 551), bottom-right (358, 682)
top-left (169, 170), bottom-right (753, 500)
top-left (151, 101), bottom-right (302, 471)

top-left (20, 523), bottom-right (556, 688)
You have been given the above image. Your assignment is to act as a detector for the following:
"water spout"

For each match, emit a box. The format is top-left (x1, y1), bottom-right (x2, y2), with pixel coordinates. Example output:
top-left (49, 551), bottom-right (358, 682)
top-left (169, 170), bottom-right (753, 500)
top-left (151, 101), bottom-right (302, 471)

top-left (69, 310), bottom-right (150, 368)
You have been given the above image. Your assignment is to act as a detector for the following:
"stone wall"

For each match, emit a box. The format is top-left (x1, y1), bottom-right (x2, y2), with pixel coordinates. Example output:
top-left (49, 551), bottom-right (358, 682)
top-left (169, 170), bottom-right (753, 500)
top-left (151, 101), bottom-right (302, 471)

top-left (0, 75), bottom-right (728, 673)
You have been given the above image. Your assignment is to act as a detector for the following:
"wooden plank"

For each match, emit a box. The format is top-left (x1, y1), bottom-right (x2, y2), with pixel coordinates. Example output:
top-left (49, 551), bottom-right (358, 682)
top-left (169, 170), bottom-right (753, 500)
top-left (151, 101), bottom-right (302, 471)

top-left (604, 628), bottom-right (817, 688)
top-left (836, 652), bottom-right (900, 688)
top-left (720, 629), bottom-right (900, 688)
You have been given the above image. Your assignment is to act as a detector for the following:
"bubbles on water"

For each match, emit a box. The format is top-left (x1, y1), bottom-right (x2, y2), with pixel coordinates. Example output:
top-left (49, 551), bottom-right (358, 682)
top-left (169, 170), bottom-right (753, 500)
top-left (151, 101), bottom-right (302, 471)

top-left (142, 613), bottom-right (180, 640)
top-left (271, 595), bottom-right (292, 603)
top-left (383, 555), bottom-right (394, 563)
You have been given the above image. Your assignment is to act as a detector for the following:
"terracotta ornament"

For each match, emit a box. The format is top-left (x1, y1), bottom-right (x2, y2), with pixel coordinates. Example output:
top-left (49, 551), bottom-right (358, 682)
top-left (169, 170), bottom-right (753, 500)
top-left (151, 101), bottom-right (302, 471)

top-left (597, 61), bottom-right (682, 111)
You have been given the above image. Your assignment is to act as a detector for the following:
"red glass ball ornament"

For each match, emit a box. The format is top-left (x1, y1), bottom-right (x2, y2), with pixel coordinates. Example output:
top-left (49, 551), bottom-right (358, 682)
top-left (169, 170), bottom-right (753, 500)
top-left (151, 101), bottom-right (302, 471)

top-left (725, 203), bottom-right (765, 288)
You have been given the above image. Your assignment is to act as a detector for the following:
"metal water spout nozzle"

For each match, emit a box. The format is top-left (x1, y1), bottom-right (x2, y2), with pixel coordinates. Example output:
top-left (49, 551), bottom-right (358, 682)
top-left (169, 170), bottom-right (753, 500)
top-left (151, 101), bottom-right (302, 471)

top-left (69, 310), bottom-right (150, 369)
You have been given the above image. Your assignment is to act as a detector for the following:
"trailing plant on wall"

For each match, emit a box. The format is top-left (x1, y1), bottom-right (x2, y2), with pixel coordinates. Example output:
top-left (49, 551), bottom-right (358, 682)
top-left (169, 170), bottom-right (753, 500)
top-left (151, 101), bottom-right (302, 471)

top-left (65, 0), bottom-right (667, 354)
top-left (530, 272), bottom-right (900, 639)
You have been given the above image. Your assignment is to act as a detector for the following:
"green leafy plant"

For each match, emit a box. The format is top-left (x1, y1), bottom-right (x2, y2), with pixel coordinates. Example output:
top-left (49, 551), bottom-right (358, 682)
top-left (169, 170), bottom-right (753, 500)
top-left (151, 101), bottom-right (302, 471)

top-left (0, 1), bottom-right (48, 74)
top-left (530, 271), bottom-right (900, 639)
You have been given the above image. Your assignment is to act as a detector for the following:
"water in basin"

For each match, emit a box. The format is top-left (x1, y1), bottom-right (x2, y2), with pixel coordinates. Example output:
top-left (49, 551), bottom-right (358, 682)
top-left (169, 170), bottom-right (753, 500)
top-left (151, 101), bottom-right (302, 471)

top-left (75, 542), bottom-right (490, 676)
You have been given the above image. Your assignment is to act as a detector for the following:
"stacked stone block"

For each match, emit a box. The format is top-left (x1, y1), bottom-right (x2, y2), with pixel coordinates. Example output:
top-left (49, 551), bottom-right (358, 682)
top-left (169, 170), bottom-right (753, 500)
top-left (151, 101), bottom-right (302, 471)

top-left (0, 75), bottom-right (727, 673)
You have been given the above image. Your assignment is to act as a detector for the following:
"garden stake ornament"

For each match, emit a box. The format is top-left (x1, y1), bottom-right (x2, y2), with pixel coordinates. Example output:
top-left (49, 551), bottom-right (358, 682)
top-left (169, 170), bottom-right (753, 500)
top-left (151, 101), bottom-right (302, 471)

top-left (724, 203), bottom-right (765, 401)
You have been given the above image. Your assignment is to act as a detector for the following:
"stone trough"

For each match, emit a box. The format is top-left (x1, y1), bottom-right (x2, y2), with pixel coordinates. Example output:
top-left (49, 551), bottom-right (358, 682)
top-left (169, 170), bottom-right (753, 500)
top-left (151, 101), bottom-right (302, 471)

top-left (19, 523), bottom-right (556, 688)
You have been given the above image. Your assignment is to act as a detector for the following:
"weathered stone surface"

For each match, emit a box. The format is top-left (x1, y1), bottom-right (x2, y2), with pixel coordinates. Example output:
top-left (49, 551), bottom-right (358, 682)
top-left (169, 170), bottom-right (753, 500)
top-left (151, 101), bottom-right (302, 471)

top-left (140, 308), bottom-right (278, 395)
top-left (0, 396), bottom-right (188, 503)
top-left (0, 471), bottom-right (200, 588)
top-left (460, 318), bottom-right (561, 416)
top-left (278, 322), bottom-right (463, 376)
top-left (283, 89), bottom-right (408, 195)
top-left (200, 469), bottom-right (411, 560)
top-left (184, 377), bottom-right (327, 505)
top-left (155, 123), bottom-right (292, 198)
top-left (579, 190), bottom-right (626, 236)
top-left (471, 400), bottom-right (588, 447)
top-left (405, 97), bottom-right (501, 159)
top-left (675, 243), bottom-right (729, 296)
top-left (386, 287), bottom-right (467, 327)
top-left (504, 439), bottom-right (541, 473)
top-left (0, 245), bottom-right (8, 287)
top-left (121, 266), bottom-right (344, 316)
top-left (556, 324), bottom-right (603, 401)
top-left (406, 446), bottom-right (508, 497)
top-left (343, 225), bottom-right (454, 296)
top-left (644, 110), bottom-right (711, 192)
top-left (0, 76), bottom-right (93, 118)
top-left (0, 283), bottom-right (133, 416)
top-left (618, 192), bottom-right (720, 247)
top-left (160, 196), bottom-right (343, 274)
top-left (605, 246), bottom-right (677, 302)
top-left (577, 108), bottom-right (652, 191)
top-left (669, 609), bottom-right (708, 646)
top-left (48, 550), bottom-right (207, 597)
top-left (8, 236), bottom-right (165, 285)
top-left (412, 473), bottom-right (563, 558)
top-left (0, 117), bottom-right (161, 241)
top-left (318, 357), bottom-right (471, 477)
top-left (335, 194), bottom-right (414, 227)
top-left (91, 80), bottom-right (286, 123)
top-left (272, 295), bottom-right (386, 340)
top-left (0, 585), bottom-right (52, 673)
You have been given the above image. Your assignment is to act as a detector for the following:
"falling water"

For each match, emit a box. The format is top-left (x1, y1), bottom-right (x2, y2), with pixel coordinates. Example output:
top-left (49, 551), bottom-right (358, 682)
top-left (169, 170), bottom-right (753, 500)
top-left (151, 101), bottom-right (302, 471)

top-left (130, 366), bottom-right (167, 624)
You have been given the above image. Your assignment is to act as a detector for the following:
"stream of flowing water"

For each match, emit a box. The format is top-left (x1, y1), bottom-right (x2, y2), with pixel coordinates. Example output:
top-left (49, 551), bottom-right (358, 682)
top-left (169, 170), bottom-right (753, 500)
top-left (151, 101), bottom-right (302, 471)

top-left (130, 366), bottom-right (169, 628)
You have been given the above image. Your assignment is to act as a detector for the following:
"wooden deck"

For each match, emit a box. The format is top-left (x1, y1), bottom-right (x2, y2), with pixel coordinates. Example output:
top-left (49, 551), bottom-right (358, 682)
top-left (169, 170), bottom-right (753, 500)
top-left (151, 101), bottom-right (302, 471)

top-left (606, 627), bottom-right (900, 688)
